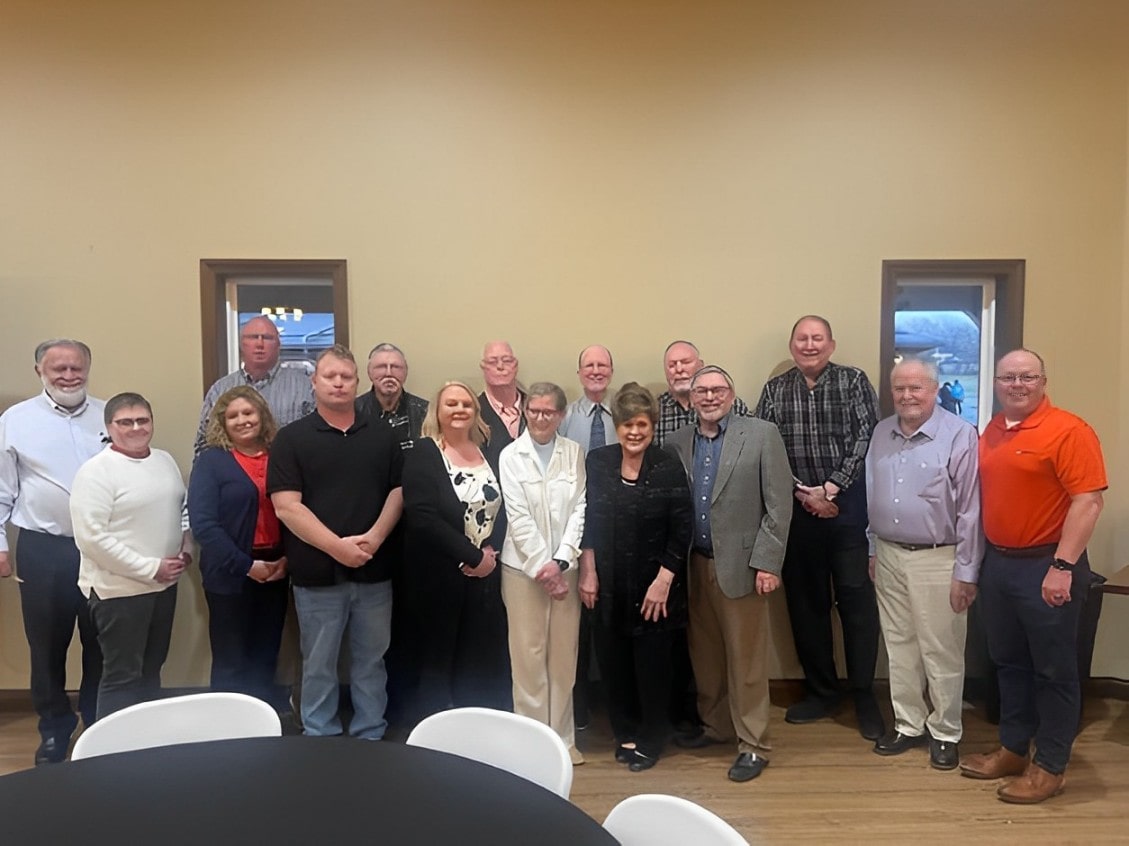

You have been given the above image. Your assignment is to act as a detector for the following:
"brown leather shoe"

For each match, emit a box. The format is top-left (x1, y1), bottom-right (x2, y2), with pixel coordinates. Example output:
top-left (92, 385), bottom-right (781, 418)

top-left (997, 762), bottom-right (1065, 804)
top-left (959, 746), bottom-right (1028, 780)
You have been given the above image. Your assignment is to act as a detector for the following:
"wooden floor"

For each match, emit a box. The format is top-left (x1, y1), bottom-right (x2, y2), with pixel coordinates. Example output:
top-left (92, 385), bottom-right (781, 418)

top-left (2, 683), bottom-right (1126, 844)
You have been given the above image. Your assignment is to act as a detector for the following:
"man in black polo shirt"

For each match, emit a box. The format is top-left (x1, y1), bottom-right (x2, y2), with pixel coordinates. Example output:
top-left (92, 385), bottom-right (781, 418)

top-left (268, 345), bottom-right (403, 739)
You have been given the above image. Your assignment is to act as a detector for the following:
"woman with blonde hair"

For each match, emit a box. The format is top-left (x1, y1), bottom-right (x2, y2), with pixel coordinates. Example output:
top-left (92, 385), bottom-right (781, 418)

top-left (188, 385), bottom-right (288, 703)
top-left (402, 381), bottom-right (510, 718)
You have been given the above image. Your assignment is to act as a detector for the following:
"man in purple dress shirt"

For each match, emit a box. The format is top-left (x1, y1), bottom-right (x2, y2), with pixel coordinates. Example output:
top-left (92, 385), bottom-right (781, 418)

top-left (865, 359), bottom-right (982, 770)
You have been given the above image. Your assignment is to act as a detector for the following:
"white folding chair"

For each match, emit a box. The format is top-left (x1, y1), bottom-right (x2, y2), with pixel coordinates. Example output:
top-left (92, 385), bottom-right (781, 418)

top-left (405, 706), bottom-right (573, 798)
top-left (71, 692), bottom-right (281, 761)
top-left (603, 794), bottom-right (750, 846)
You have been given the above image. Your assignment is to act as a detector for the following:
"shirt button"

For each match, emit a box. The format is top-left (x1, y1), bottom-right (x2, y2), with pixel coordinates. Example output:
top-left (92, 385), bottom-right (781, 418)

top-left (893, 518), bottom-right (900, 524)
top-left (897, 479), bottom-right (903, 483)
top-left (894, 498), bottom-right (899, 503)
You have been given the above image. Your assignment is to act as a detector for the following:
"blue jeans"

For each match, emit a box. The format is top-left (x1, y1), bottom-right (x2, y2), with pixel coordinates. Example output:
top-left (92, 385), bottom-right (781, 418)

top-left (293, 580), bottom-right (392, 739)
top-left (979, 548), bottom-right (1089, 774)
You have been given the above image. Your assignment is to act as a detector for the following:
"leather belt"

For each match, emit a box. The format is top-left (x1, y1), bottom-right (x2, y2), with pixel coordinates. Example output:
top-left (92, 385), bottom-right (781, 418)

top-left (990, 543), bottom-right (1057, 559)
top-left (889, 541), bottom-right (954, 552)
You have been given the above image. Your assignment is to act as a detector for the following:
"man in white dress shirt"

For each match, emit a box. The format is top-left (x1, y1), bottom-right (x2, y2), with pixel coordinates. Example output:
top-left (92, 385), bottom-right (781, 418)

top-left (0, 339), bottom-right (105, 764)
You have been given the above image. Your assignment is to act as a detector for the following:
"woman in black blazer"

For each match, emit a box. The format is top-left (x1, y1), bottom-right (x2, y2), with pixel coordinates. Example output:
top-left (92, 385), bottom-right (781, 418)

top-left (188, 386), bottom-right (288, 704)
top-left (579, 382), bottom-right (691, 772)
top-left (401, 381), bottom-right (511, 719)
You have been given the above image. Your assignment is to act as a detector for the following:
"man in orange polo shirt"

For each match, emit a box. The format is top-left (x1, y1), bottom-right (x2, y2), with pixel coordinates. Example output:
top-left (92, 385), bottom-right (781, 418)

top-left (960, 349), bottom-right (1106, 803)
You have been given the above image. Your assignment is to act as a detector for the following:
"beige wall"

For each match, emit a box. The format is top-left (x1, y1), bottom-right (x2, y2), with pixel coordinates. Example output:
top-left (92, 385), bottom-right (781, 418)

top-left (2, 0), bottom-right (1127, 687)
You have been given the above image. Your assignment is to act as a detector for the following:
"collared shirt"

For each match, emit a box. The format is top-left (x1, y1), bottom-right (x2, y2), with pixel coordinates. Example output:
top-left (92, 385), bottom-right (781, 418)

top-left (0, 392), bottom-right (108, 551)
top-left (194, 362), bottom-right (314, 457)
top-left (753, 363), bottom-right (878, 491)
top-left (356, 388), bottom-right (429, 444)
top-left (866, 409), bottom-right (984, 583)
top-left (980, 396), bottom-right (1107, 548)
top-left (559, 394), bottom-right (616, 453)
top-left (655, 391), bottom-right (750, 446)
top-left (690, 414), bottom-right (729, 555)
top-left (266, 410), bottom-right (403, 586)
top-left (483, 389), bottom-right (522, 440)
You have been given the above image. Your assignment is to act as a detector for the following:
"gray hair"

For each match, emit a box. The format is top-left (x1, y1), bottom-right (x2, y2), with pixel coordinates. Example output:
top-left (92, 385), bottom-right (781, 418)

top-left (525, 382), bottom-right (567, 412)
top-left (35, 339), bottom-right (92, 365)
top-left (890, 358), bottom-right (939, 384)
top-left (368, 342), bottom-right (406, 362)
top-left (690, 364), bottom-right (735, 391)
top-left (663, 339), bottom-right (700, 359)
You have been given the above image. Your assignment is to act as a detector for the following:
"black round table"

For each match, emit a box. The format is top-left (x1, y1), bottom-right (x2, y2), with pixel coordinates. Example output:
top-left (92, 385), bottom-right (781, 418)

top-left (0, 736), bottom-right (617, 845)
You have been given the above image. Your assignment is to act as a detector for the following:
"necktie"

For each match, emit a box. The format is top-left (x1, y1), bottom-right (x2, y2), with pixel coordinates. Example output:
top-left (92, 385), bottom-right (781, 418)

top-left (590, 404), bottom-right (606, 449)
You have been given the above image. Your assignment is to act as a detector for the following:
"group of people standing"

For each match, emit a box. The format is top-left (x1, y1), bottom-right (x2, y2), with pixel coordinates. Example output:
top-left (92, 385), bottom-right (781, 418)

top-left (0, 315), bottom-right (1106, 806)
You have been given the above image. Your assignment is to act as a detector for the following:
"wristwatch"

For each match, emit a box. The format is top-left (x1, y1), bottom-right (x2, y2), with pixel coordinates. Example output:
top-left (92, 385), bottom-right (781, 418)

top-left (1050, 558), bottom-right (1074, 571)
top-left (555, 559), bottom-right (569, 572)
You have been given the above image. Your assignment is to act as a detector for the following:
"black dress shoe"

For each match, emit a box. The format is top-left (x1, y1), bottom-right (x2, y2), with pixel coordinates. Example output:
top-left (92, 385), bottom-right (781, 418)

top-left (673, 728), bottom-right (719, 749)
top-left (615, 743), bottom-right (636, 764)
top-left (627, 750), bottom-right (658, 772)
top-left (34, 736), bottom-right (68, 765)
top-left (930, 739), bottom-right (959, 771)
top-left (728, 752), bottom-right (768, 782)
top-left (853, 693), bottom-right (885, 741)
top-left (873, 731), bottom-right (929, 756)
top-left (784, 696), bottom-right (840, 724)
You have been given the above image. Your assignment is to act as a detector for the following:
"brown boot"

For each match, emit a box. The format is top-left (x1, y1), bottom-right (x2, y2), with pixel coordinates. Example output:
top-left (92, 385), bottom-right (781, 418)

top-left (959, 746), bottom-right (1028, 780)
top-left (997, 762), bottom-right (1065, 804)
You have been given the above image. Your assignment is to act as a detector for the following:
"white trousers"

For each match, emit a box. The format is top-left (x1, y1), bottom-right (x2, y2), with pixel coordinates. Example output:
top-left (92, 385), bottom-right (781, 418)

top-left (500, 565), bottom-right (581, 754)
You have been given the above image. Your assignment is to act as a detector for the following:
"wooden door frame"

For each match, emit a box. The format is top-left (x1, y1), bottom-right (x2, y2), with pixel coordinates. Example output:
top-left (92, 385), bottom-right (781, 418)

top-left (878, 259), bottom-right (1024, 418)
top-left (199, 258), bottom-right (348, 394)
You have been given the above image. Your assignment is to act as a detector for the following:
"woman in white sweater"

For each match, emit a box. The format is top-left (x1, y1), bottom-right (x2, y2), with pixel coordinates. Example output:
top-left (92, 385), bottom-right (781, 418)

top-left (71, 392), bottom-right (191, 720)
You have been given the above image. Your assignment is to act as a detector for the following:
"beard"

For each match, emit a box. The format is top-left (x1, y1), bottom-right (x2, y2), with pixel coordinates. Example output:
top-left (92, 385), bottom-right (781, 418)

top-left (41, 376), bottom-right (87, 409)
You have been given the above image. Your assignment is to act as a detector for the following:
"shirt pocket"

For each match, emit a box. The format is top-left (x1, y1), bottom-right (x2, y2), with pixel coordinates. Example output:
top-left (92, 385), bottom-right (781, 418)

top-left (917, 465), bottom-right (949, 503)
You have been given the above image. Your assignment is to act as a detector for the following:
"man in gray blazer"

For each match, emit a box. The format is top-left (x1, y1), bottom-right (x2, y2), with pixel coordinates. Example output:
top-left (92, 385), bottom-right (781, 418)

top-left (667, 366), bottom-right (793, 782)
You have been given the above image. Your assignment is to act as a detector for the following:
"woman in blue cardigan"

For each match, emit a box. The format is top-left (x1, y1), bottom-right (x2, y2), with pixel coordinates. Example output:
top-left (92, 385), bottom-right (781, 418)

top-left (188, 386), bottom-right (288, 703)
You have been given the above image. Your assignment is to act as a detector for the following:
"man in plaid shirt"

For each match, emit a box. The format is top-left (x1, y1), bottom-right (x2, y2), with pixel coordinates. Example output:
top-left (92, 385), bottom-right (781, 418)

top-left (656, 340), bottom-right (751, 447)
top-left (754, 316), bottom-right (884, 742)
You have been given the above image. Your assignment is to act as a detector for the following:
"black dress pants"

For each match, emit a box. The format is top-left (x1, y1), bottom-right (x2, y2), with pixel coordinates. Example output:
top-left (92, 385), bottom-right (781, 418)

top-left (205, 580), bottom-right (289, 703)
top-left (88, 585), bottom-right (177, 719)
top-left (782, 506), bottom-right (879, 701)
top-left (593, 623), bottom-right (675, 758)
top-left (16, 530), bottom-right (101, 738)
top-left (415, 568), bottom-right (512, 719)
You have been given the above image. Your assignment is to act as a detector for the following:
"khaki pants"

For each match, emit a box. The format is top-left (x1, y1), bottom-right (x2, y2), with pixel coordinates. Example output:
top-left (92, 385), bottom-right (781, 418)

top-left (688, 553), bottom-right (771, 755)
top-left (874, 538), bottom-right (968, 743)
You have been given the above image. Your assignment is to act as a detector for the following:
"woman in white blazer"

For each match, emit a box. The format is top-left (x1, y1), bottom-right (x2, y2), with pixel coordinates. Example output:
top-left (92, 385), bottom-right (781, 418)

top-left (498, 382), bottom-right (587, 765)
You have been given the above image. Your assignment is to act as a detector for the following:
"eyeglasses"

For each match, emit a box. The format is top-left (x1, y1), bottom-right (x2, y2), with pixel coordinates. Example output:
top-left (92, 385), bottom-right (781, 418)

top-left (482, 357), bottom-right (517, 368)
top-left (241, 333), bottom-right (279, 343)
top-left (525, 408), bottom-right (561, 420)
top-left (691, 385), bottom-right (731, 399)
top-left (994, 374), bottom-right (1043, 385)
top-left (111, 417), bottom-right (151, 428)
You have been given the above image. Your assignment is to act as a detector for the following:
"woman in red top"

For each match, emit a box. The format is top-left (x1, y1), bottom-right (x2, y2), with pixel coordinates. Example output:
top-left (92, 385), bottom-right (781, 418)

top-left (188, 386), bottom-right (288, 704)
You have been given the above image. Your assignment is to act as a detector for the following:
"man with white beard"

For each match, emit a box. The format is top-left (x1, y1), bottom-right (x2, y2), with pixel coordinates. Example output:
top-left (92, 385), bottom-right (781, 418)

top-left (0, 339), bottom-right (106, 764)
